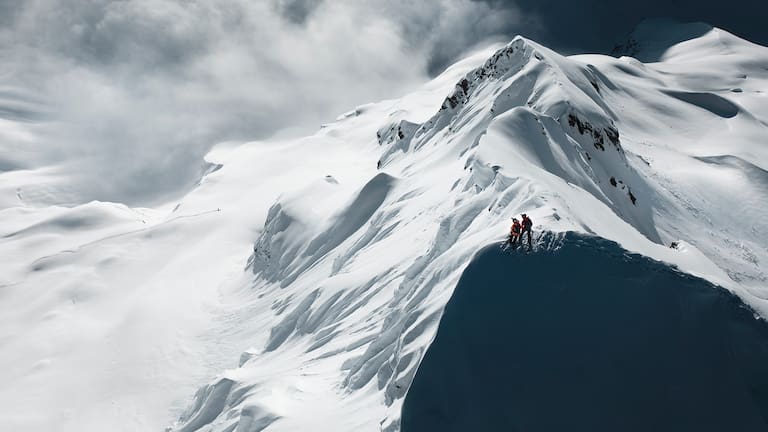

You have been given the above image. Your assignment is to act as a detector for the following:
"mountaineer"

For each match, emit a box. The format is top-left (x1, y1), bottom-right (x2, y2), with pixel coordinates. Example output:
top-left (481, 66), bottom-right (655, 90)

top-left (520, 213), bottom-right (533, 247)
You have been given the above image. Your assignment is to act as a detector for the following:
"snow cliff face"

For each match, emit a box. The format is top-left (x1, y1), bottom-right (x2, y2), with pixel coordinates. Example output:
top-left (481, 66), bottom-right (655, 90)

top-left (1, 21), bottom-right (768, 432)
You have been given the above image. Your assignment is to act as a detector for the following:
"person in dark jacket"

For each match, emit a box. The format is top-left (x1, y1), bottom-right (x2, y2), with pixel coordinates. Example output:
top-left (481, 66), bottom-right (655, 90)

top-left (520, 213), bottom-right (533, 247)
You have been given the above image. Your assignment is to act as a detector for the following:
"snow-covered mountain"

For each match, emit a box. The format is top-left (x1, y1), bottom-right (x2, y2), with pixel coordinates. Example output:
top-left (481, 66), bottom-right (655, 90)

top-left (1, 20), bottom-right (768, 431)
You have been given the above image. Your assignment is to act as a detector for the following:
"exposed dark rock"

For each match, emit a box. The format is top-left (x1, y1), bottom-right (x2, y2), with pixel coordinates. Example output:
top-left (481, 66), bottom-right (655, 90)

top-left (605, 127), bottom-right (620, 147)
top-left (567, 113), bottom-right (621, 152)
top-left (611, 37), bottom-right (641, 57)
top-left (438, 39), bottom-right (531, 113)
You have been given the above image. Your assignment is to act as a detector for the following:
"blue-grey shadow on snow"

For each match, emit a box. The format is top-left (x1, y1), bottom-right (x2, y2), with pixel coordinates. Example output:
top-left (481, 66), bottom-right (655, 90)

top-left (401, 232), bottom-right (768, 432)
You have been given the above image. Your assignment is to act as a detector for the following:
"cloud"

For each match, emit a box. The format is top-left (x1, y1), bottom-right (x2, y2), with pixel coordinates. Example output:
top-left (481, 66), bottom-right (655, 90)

top-left (274, 0), bottom-right (323, 24)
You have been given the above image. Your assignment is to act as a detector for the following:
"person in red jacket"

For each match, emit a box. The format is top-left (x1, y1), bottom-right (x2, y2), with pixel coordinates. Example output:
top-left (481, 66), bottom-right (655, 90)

top-left (520, 213), bottom-right (533, 247)
top-left (507, 218), bottom-right (522, 247)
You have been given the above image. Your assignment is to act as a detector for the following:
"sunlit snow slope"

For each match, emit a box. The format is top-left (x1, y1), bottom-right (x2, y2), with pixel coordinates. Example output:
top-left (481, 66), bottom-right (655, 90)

top-left (1, 20), bottom-right (767, 432)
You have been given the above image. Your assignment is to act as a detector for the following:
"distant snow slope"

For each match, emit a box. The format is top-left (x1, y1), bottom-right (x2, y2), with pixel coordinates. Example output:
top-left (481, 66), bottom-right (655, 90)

top-left (1, 20), bottom-right (767, 432)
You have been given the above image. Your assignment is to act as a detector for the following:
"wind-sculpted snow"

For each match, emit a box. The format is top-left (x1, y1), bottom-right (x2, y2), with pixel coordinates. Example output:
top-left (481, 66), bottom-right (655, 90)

top-left (303, 173), bottom-right (397, 266)
top-left (376, 35), bottom-right (655, 243)
top-left (175, 378), bottom-right (236, 432)
top-left (662, 90), bottom-right (740, 118)
top-left (250, 173), bottom-right (397, 287)
top-left (377, 121), bottom-right (419, 167)
top-left (403, 233), bottom-right (768, 432)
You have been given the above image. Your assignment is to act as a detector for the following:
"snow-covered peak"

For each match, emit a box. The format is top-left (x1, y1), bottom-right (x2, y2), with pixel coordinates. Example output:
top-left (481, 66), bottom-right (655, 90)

top-left (383, 33), bottom-right (621, 158)
top-left (376, 33), bottom-right (646, 241)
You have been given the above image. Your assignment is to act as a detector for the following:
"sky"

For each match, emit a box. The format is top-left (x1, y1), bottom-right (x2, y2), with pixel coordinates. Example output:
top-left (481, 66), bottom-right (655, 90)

top-left (475, 0), bottom-right (768, 59)
top-left (1, 0), bottom-right (765, 206)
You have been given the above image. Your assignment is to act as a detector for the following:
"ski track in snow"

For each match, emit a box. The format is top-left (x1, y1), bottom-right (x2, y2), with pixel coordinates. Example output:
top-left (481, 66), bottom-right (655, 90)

top-left (1, 20), bottom-right (768, 432)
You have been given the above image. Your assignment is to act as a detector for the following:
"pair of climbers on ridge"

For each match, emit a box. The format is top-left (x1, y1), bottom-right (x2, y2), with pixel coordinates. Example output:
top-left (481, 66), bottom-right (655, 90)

top-left (506, 213), bottom-right (533, 248)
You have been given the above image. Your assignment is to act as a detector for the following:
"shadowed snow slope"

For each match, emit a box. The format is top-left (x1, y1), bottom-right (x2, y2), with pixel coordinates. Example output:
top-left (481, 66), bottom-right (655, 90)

top-left (403, 233), bottom-right (768, 432)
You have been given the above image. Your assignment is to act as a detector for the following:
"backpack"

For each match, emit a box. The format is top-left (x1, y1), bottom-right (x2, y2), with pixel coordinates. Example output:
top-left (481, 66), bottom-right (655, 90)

top-left (522, 216), bottom-right (532, 228)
